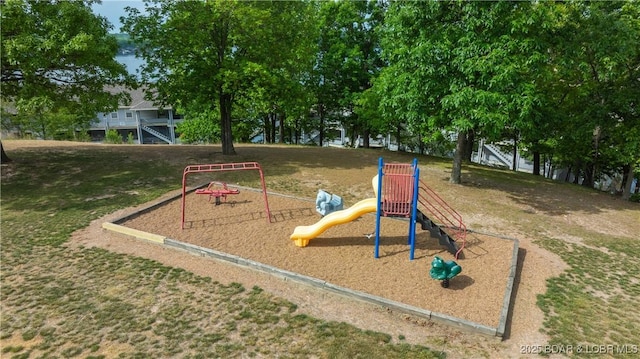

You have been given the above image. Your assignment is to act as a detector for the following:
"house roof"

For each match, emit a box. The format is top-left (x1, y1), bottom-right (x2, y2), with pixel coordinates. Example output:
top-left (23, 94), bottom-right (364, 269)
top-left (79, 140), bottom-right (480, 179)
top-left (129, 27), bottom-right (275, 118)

top-left (107, 85), bottom-right (172, 111)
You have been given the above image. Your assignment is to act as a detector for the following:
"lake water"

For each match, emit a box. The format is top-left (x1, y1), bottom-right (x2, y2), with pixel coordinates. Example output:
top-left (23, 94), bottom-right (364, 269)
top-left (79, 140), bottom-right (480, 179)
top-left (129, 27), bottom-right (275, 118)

top-left (116, 54), bottom-right (145, 77)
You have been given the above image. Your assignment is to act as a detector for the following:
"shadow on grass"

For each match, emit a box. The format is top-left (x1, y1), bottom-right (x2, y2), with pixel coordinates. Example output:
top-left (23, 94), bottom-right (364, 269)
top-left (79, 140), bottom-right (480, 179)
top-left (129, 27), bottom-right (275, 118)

top-left (232, 145), bottom-right (450, 173)
top-left (1, 149), bottom-right (181, 213)
top-left (460, 164), bottom-right (633, 216)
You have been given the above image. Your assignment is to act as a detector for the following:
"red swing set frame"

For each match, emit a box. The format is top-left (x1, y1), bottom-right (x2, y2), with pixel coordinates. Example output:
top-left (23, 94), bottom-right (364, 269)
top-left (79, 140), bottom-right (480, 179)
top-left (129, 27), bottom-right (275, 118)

top-left (180, 162), bottom-right (272, 229)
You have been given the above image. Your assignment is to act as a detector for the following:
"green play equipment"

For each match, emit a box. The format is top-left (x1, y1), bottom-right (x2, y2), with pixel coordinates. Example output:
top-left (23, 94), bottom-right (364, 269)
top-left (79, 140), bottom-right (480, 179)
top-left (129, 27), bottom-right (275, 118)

top-left (429, 256), bottom-right (462, 288)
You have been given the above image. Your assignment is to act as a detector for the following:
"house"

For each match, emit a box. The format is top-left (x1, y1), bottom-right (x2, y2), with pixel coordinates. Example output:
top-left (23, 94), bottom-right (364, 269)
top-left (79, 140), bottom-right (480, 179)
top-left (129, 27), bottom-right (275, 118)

top-left (89, 86), bottom-right (184, 144)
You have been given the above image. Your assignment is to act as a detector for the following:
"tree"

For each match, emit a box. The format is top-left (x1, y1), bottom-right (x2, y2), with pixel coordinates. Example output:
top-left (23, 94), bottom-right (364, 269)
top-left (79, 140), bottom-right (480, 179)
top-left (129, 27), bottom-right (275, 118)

top-left (543, 1), bottom-right (640, 191)
top-left (1, 0), bottom-right (132, 156)
top-left (313, 0), bottom-right (386, 147)
top-left (122, 0), bottom-right (317, 154)
top-left (241, 0), bottom-right (318, 145)
top-left (379, 1), bottom-right (548, 183)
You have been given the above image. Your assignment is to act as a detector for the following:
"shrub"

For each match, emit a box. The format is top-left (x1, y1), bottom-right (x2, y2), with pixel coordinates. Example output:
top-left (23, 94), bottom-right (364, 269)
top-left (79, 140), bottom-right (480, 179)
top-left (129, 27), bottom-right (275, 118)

top-left (104, 129), bottom-right (122, 144)
top-left (177, 114), bottom-right (220, 144)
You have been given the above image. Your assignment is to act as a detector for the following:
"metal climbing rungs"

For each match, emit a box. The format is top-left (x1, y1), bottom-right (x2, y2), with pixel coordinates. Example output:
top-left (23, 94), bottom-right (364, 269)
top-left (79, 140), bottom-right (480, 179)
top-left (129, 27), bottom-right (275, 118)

top-left (183, 162), bottom-right (261, 174)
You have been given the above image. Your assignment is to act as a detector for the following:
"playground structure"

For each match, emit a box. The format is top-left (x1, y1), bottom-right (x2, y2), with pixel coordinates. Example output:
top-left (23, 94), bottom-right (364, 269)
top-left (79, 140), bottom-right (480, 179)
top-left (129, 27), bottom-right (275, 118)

top-left (290, 157), bottom-right (466, 260)
top-left (181, 162), bottom-right (271, 229)
top-left (195, 181), bottom-right (240, 205)
top-left (375, 157), bottom-right (466, 259)
top-left (107, 157), bottom-right (517, 337)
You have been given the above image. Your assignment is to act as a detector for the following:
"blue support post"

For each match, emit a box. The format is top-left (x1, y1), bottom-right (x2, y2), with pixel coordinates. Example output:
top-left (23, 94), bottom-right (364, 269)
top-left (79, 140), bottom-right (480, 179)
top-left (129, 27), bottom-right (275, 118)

top-left (409, 159), bottom-right (420, 260)
top-left (374, 157), bottom-right (384, 258)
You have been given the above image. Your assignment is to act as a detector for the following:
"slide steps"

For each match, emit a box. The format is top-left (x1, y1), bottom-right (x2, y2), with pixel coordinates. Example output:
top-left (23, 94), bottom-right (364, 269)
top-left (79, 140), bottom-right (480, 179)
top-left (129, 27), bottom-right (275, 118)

top-left (416, 211), bottom-right (459, 256)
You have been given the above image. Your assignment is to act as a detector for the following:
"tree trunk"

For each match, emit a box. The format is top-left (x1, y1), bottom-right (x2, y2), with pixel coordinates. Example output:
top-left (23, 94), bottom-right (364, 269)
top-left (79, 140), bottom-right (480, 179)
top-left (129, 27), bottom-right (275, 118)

top-left (219, 93), bottom-right (236, 155)
top-left (582, 162), bottom-right (594, 188)
top-left (351, 124), bottom-right (358, 147)
top-left (293, 118), bottom-right (300, 145)
top-left (450, 131), bottom-right (466, 184)
top-left (511, 134), bottom-right (518, 171)
top-left (463, 130), bottom-right (474, 162)
top-left (263, 115), bottom-right (270, 143)
top-left (270, 113), bottom-right (276, 144)
top-left (363, 128), bottom-right (370, 148)
top-left (1, 141), bottom-right (11, 163)
top-left (622, 164), bottom-right (635, 200)
top-left (278, 112), bottom-right (285, 144)
top-left (533, 151), bottom-right (541, 176)
top-left (318, 104), bottom-right (324, 147)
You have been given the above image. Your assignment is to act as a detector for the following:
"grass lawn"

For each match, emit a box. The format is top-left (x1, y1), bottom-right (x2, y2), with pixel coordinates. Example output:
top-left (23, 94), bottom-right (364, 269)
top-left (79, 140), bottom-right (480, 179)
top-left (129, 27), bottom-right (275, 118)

top-left (1, 140), bottom-right (639, 358)
top-left (0, 142), bottom-right (444, 358)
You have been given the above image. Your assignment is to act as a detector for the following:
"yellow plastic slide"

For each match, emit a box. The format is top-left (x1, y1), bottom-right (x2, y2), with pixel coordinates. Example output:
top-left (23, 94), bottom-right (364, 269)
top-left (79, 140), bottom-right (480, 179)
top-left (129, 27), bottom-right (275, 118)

top-left (290, 197), bottom-right (378, 247)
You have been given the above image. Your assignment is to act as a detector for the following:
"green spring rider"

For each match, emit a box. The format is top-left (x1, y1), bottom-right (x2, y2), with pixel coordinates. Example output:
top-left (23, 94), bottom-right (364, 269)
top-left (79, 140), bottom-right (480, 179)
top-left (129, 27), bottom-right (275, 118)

top-left (429, 256), bottom-right (462, 288)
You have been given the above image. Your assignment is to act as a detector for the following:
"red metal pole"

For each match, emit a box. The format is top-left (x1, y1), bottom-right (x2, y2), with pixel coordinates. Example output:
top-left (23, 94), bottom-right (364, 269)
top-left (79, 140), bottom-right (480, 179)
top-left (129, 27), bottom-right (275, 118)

top-left (257, 165), bottom-right (272, 223)
top-left (181, 167), bottom-right (189, 229)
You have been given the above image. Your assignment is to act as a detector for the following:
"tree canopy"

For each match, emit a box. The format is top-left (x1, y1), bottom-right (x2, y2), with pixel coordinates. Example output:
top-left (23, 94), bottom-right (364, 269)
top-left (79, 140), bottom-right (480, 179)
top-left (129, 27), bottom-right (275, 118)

top-left (377, 1), bottom-right (550, 183)
top-left (2, 0), bottom-right (638, 199)
top-left (1, 0), bottom-right (132, 140)
top-left (372, 0), bottom-right (638, 195)
top-left (122, 0), bottom-right (318, 155)
top-left (313, 0), bottom-right (386, 147)
top-left (540, 1), bottom-right (640, 190)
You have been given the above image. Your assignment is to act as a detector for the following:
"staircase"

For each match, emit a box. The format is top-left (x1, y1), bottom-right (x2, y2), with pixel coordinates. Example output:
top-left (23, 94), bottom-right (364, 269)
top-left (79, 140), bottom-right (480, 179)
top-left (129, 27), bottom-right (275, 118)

top-left (417, 180), bottom-right (466, 259)
top-left (416, 211), bottom-right (459, 256)
top-left (484, 143), bottom-right (512, 167)
top-left (249, 128), bottom-right (264, 143)
top-left (141, 125), bottom-right (172, 144)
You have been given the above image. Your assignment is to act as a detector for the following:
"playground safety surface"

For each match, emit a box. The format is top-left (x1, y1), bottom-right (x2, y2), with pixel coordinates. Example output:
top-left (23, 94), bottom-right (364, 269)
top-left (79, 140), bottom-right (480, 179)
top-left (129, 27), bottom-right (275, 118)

top-left (106, 186), bottom-right (518, 337)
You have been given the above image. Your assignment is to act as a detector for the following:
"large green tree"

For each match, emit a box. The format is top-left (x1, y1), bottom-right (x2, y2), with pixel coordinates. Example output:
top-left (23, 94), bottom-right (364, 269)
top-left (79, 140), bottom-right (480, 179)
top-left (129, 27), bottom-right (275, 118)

top-left (1, 0), bottom-right (132, 149)
top-left (379, 1), bottom-right (548, 183)
top-left (122, 0), bottom-right (317, 154)
top-left (312, 0), bottom-right (386, 147)
top-left (541, 1), bottom-right (640, 194)
top-left (242, 0), bottom-right (318, 145)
